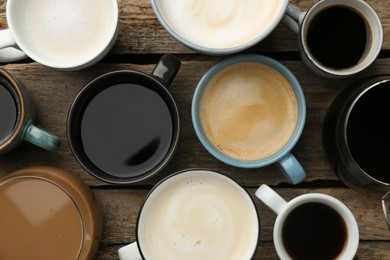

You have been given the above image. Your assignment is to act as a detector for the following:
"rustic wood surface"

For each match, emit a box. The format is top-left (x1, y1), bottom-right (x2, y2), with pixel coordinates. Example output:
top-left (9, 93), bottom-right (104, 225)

top-left (1, 0), bottom-right (390, 259)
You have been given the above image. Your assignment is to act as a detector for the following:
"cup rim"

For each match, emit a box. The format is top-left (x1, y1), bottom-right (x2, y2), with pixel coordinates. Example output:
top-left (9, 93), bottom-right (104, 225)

top-left (0, 69), bottom-right (26, 151)
top-left (191, 54), bottom-right (306, 168)
top-left (300, 0), bottom-right (383, 77)
top-left (135, 168), bottom-right (260, 259)
top-left (67, 70), bottom-right (180, 185)
top-left (150, 0), bottom-right (289, 55)
top-left (273, 193), bottom-right (359, 259)
top-left (6, 0), bottom-right (119, 70)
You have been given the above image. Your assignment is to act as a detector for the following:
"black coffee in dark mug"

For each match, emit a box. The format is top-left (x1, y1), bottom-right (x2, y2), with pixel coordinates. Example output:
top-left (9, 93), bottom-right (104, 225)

top-left (323, 76), bottom-right (390, 227)
top-left (67, 54), bottom-right (181, 184)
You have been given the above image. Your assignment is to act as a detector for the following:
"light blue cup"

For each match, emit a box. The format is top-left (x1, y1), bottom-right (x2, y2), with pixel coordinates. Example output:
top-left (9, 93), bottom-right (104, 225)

top-left (191, 54), bottom-right (306, 184)
top-left (0, 69), bottom-right (60, 154)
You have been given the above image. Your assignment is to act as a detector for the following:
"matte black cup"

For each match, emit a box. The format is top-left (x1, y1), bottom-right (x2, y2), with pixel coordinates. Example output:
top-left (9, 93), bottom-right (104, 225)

top-left (67, 54), bottom-right (181, 184)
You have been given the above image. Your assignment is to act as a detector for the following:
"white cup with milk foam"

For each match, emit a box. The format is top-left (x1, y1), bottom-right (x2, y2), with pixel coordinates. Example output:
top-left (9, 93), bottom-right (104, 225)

top-left (150, 0), bottom-right (289, 55)
top-left (0, 0), bottom-right (118, 70)
top-left (118, 169), bottom-right (260, 260)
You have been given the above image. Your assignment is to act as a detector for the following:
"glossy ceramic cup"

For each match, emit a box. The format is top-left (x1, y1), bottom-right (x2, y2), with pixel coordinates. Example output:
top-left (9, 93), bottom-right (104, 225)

top-left (0, 69), bottom-right (61, 154)
top-left (256, 184), bottom-right (359, 259)
top-left (0, 166), bottom-right (102, 260)
top-left (283, 0), bottom-right (382, 78)
top-left (68, 54), bottom-right (181, 184)
top-left (118, 169), bottom-right (260, 260)
top-left (0, 0), bottom-right (119, 70)
top-left (150, 0), bottom-right (289, 55)
top-left (192, 54), bottom-right (306, 184)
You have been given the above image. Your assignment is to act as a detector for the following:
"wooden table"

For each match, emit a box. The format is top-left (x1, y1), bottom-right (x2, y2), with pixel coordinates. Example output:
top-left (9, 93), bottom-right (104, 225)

top-left (1, 0), bottom-right (390, 259)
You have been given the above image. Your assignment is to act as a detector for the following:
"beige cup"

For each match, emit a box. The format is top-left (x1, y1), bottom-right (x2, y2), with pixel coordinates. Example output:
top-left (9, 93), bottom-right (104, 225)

top-left (0, 166), bottom-right (102, 260)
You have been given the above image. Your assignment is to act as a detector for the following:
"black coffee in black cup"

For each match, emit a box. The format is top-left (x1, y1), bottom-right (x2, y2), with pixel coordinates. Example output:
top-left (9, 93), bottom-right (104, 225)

top-left (68, 54), bottom-right (181, 184)
top-left (0, 82), bottom-right (17, 141)
top-left (307, 6), bottom-right (370, 69)
top-left (282, 202), bottom-right (347, 259)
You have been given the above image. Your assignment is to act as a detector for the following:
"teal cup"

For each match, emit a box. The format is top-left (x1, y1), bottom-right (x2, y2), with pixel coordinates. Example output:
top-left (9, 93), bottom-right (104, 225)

top-left (0, 69), bottom-right (60, 154)
top-left (191, 54), bottom-right (306, 184)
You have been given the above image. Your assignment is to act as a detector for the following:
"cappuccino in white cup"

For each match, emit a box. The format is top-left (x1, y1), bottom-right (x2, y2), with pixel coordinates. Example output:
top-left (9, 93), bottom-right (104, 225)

top-left (0, 0), bottom-right (118, 70)
top-left (118, 169), bottom-right (260, 259)
top-left (151, 0), bottom-right (288, 55)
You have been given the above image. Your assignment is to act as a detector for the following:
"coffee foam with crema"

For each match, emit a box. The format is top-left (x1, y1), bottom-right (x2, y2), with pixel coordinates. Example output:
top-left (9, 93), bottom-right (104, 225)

top-left (155, 0), bottom-right (286, 49)
top-left (138, 170), bottom-right (259, 259)
top-left (200, 62), bottom-right (298, 161)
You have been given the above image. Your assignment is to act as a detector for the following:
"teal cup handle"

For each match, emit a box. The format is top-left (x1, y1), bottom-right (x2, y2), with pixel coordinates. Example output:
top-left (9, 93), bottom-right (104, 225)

top-left (24, 122), bottom-right (61, 152)
top-left (0, 68), bottom-right (61, 154)
top-left (191, 54), bottom-right (306, 184)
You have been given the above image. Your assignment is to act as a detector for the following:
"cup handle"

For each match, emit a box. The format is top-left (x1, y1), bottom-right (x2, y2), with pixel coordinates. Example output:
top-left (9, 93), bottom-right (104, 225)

top-left (282, 3), bottom-right (306, 34)
top-left (0, 29), bottom-right (28, 62)
top-left (118, 242), bottom-right (143, 260)
top-left (382, 189), bottom-right (390, 229)
top-left (276, 152), bottom-right (306, 184)
top-left (23, 121), bottom-right (61, 151)
top-left (255, 184), bottom-right (288, 214)
top-left (152, 54), bottom-right (181, 87)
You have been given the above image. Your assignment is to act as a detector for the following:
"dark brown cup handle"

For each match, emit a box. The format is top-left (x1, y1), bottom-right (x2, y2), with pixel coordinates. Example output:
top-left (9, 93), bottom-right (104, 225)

top-left (152, 54), bottom-right (181, 87)
top-left (382, 189), bottom-right (390, 229)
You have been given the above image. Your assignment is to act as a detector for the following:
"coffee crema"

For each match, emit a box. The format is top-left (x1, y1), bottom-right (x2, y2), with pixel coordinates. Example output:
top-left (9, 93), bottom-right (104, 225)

top-left (199, 62), bottom-right (298, 161)
top-left (0, 177), bottom-right (83, 259)
top-left (155, 0), bottom-right (285, 49)
top-left (15, 0), bottom-right (115, 65)
top-left (138, 170), bottom-right (258, 259)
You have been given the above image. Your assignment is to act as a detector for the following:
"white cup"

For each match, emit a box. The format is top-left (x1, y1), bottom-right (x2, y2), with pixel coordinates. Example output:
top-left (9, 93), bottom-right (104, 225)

top-left (118, 169), bottom-right (260, 259)
top-left (283, 0), bottom-right (382, 78)
top-left (0, 0), bottom-right (119, 70)
top-left (256, 184), bottom-right (359, 259)
top-left (150, 0), bottom-right (289, 55)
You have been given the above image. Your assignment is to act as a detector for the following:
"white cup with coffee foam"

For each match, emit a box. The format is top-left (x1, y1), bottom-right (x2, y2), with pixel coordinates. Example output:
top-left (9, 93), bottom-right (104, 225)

top-left (192, 54), bottom-right (306, 184)
top-left (150, 0), bottom-right (289, 55)
top-left (118, 169), bottom-right (260, 260)
top-left (0, 0), bottom-right (118, 70)
top-left (256, 184), bottom-right (359, 259)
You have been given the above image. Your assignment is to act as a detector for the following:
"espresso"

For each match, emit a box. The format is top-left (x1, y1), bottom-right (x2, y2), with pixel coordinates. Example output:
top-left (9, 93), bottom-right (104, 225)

top-left (282, 202), bottom-right (347, 259)
top-left (347, 82), bottom-right (390, 183)
top-left (138, 170), bottom-right (258, 259)
top-left (307, 6), bottom-right (369, 69)
top-left (0, 177), bottom-right (83, 259)
top-left (0, 83), bottom-right (17, 142)
top-left (16, 0), bottom-right (115, 65)
top-left (199, 62), bottom-right (298, 161)
top-left (155, 0), bottom-right (285, 49)
top-left (80, 83), bottom-right (173, 178)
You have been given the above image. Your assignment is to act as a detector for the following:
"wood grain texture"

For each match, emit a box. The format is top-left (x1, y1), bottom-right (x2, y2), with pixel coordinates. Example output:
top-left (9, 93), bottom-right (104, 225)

top-left (1, 0), bottom-right (390, 259)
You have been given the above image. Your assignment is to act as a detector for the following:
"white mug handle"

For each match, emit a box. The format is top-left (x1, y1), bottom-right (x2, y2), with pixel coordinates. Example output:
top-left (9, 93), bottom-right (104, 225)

top-left (0, 29), bottom-right (28, 62)
top-left (255, 184), bottom-right (288, 214)
top-left (118, 242), bottom-right (143, 260)
top-left (282, 3), bottom-right (306, 34)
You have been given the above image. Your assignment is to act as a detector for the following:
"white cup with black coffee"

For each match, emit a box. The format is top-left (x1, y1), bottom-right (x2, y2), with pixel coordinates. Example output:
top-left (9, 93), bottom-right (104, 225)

top-left (256, 184), bottom-right (359, 259)
top-left (283, 0), bottom-right (382, 78)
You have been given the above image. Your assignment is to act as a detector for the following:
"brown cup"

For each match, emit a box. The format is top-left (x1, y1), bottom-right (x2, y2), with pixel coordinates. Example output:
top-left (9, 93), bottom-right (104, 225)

top-left (0, 166), bottom-right (102, 260)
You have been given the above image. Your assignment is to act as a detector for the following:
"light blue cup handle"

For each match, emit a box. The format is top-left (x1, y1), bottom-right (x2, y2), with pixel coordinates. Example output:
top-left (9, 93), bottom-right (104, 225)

top-left (24, 121), bottom-right (61, 151)
top-left (276, 152), bottom-right (306, 185)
